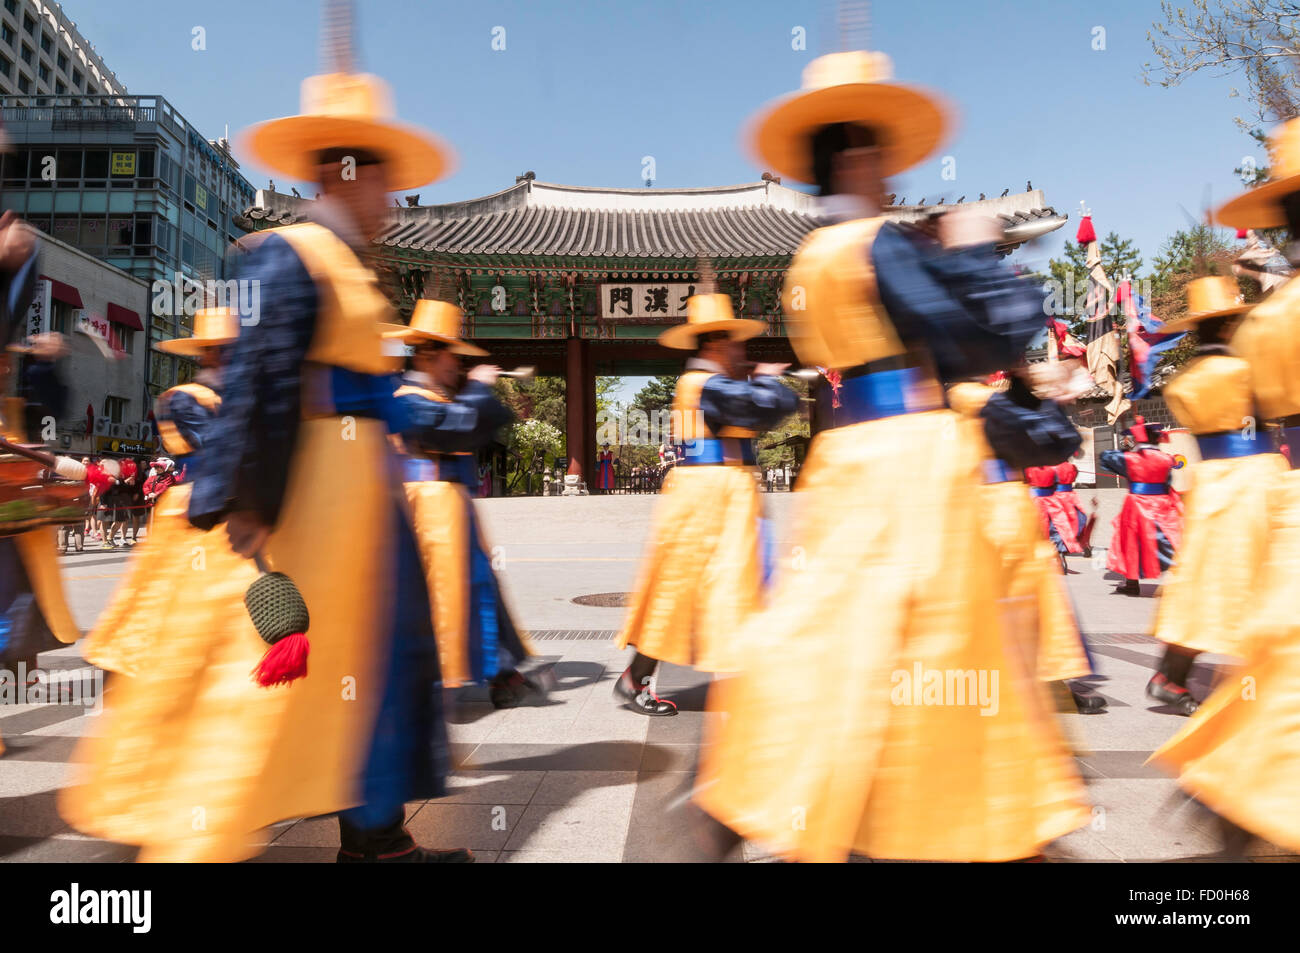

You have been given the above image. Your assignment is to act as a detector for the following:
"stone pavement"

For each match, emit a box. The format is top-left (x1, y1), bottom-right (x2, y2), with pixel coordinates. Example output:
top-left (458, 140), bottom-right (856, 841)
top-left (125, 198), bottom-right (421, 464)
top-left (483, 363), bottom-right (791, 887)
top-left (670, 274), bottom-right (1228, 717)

top-left (0, 491), bottom-right (1294, 862)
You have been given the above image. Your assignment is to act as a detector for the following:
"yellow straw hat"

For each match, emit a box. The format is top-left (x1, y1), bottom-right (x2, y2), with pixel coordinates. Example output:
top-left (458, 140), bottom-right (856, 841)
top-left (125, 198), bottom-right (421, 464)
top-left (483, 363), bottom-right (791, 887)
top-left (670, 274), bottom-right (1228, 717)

top-left (241, 71), bottom-right (453, 191)
top-left (1215, 117), bottom-right (1300, 230)
top-left (382, 299), bottom-right (488, 356)
top-left (154, 307), bottom-right (239, 356)
top-left (657, 293), bottom-right (765, 351)
top-left (749, 50), bottom-right (950, 184)
top-left (1161, 276), bottom-right (1249, 333)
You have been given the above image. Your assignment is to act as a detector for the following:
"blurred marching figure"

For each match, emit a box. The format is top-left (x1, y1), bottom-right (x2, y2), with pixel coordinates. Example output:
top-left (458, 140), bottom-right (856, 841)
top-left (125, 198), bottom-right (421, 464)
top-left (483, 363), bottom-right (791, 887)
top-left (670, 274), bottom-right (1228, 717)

top-left (1148, 277), bottom-right (1287, 716)
top-left (1, 212), bottom-right (83, 757)
top-left (688, 47), bottom-right (1090, 862)
top-left (62, 2), bottom-right (474, 863)
top-left (1150, 122), bottom-right (1300, 853)
top-left (613, 274), bottom-right (797, 715)
top-left (949, 378), bottom-right (1105, 715)
top-left (75, 307), bottom-right (246, 679)
top-left (1053, 460), bottom-right (1094, 558)
top-left (1098, 417), bottom-right (1183, 596)
top-left (1025, 463), bottom-right (1083, 565)
top-left (383, 290), bottom-right (547, 709)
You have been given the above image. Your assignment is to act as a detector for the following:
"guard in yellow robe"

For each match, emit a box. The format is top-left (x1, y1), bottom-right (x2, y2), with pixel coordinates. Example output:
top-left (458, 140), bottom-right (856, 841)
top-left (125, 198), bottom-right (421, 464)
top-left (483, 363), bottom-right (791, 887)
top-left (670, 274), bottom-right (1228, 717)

top-left (613, 289), bottom-right (797, 715)
top-left (690, 48), bottom-right (1089, 862)
top-left (1150, 123), bottom-right (1300, 853)
top-left (61, 27), bottom-right (474, 862)
top-left (1149, 277), bottom-right (1288, 715)
top-left (80, 307), bottom-right (247, 678)
top-left (949, 381), bottom-right (1100, 712)
top-left (383, 297), bottom-right (540, 706)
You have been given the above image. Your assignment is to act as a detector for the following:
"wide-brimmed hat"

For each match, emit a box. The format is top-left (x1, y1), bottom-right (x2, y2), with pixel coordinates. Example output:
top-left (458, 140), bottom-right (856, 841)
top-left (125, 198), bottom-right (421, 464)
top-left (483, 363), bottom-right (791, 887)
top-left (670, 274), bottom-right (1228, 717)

top-left (657, 293), bottom-right (764, 351)
top-left (154, 307), bottom-right (239, 356)
top-left (381, 299), bottom-right (487, 356)
top-left (241, 70), bottom-right (453, 191)
top-left (1161, 276), bottom-right (1250, 333)
top-left (749, 50), bottom-right (950, 184)
top-left (1216, 117), bottom-right (1300, 229)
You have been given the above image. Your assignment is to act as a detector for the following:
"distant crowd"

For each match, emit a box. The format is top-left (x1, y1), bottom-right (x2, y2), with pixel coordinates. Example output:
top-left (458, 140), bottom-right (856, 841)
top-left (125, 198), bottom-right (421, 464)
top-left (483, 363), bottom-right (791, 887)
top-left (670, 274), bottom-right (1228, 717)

top-left (55, 454), bottom-right (185, 553)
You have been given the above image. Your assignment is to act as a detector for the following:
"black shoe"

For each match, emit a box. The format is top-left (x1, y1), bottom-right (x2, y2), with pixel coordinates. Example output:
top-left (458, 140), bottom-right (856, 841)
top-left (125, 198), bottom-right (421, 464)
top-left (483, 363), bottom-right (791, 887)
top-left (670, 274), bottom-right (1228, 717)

top-left (613, 669), bottom-right (677, 716)
top-left (489, 668), bottom-right (556, 709)
top-left (1067, 681), bottom-right (1108, 714)
top-left (1115, 579), bottom-right (1141, 596)
top-left (1081, 545), bottom-right (1093, 559)
top-left (1146, 674), bottom-right (1199, 715)
top-left (337, 845), bottom-right (474, 863)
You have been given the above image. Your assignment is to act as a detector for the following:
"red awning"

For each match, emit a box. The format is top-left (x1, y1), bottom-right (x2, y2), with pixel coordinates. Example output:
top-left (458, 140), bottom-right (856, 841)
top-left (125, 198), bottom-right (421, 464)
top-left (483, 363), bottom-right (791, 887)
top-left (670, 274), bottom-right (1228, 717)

top-left (38, 274), bottom-right (83, 308)
top-left (106, 303), bottom-right (143, 331)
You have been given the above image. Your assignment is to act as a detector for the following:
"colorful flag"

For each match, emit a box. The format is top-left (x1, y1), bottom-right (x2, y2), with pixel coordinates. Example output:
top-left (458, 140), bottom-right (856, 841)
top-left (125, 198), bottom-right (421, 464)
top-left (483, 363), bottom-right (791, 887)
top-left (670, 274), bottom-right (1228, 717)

top-left (1077, 214), bottom-right (1129, 424)
top-left (1048, 319), bottom-right (1087, 359)
top-left (1116, 279), bottom-right (1184, 399)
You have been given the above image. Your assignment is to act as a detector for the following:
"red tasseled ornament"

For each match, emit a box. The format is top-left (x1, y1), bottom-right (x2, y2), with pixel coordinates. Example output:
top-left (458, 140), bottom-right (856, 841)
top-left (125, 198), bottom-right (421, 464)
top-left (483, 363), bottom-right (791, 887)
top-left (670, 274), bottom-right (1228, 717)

top-left (1236, 228), bottom-right (1248, 239)
top-left (253, 633), bottom-right (310, 687)
top-left (1075, 215), bottom-right (1097, 245)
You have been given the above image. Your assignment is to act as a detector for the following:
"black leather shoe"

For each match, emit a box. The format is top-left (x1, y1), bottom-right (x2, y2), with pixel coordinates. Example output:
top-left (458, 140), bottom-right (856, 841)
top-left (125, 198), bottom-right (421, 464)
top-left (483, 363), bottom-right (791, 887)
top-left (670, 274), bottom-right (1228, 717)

top-left (1068, 681), bottom-right (1108, 714)
top-left (1115, 579), bottom-right (1141, 596)
top-left (1146, 674), bottom-right (1199, 715)
top-left (613, 669), bottom-right (677, 716)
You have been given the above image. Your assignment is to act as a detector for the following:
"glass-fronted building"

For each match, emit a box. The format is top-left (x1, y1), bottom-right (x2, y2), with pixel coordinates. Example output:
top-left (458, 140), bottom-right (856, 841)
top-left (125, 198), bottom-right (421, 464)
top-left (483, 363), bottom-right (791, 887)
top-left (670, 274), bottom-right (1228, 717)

top-left (0, 93), bottom-right (256, 395)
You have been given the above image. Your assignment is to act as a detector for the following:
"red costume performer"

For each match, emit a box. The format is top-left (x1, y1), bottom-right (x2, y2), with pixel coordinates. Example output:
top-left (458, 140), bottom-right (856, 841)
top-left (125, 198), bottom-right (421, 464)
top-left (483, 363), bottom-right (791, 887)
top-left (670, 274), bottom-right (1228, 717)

top-left (1053, 461), bottom-right (1093, 556)
top-left (1099, 417), bottom-right (1184, 595)
top-left (1025, 464), bottom-right (1083, 556)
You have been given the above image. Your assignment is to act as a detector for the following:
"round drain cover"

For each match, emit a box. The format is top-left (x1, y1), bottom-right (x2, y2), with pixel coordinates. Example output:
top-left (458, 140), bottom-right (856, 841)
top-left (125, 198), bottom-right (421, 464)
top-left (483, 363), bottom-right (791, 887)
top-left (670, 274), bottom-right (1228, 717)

top-left (571, 592), bottom-right (632, 607)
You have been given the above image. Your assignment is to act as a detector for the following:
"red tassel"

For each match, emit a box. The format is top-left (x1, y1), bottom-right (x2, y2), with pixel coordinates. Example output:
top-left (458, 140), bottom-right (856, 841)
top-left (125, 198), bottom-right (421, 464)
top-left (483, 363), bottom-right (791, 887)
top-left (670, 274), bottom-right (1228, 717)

top-left (253, 633), bottom-right (310, 687)
top-left (1075, 215), bottom-right (1096, 245)
top-left (1236, 228), bottom-right (1248, 239)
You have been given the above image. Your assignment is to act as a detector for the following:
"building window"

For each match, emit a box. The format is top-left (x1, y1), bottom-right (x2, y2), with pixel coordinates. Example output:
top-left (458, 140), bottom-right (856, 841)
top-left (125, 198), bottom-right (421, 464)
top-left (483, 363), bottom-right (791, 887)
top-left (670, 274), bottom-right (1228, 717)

top-left (53, 79), bottom-right (64, 93)
top-left (39, 33), bottom-right (49, 54)
top-left (3, 0), bottom-right (16, 15)
top-left (49, 301), bottom-right (71, 335)
top-left (109, 325), bottom-right (134, 354)
top-left (85, 83), bottom-right (95, 94)
top-left (56, 51), bottom-right (65, 72)
top-left (37, 60), bottom-right (47, 83)
top-left (103, 396), bottom-right (127, 424)
top-left (23, 14), bottom-right (34, 35)
top-left (16, 72), bottom-right (28, 92)
top-left (1, 22), bottom-right (13, 46)
top-left (19, 42), bottom-right (31, 64)
top-left (0, 55), bottom-right (9, 77)
top-left (71, 67), bottom-right (81, 87)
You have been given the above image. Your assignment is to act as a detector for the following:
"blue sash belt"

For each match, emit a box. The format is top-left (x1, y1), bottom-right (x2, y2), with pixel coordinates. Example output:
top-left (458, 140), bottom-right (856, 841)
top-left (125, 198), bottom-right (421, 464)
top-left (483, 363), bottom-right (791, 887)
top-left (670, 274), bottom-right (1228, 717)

top-left (833, 367), bottom-right (945, 425)
top-left (1196, 431), bottom-right (1269, 461)
top-left (679, 437), bottom-right (756, 467)
top-left (1029, 486), bottom-right (1055, 497)
top-left (1129, 482), bottom-right (1169, 495)
top-left (404, 455), bottom-right (476, 485)
top-left (983, 459), bottom-right (1017, 484)
top-left (1055, 484), bottom-right (1072, 493)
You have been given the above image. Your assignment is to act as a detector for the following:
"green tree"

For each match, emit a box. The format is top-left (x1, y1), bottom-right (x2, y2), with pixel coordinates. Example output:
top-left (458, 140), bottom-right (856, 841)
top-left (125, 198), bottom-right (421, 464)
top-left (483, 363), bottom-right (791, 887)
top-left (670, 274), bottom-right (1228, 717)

top-left (630, 375), bottom-right (678, 417)
top-left (1149, 224), bottom-right (1233, 297)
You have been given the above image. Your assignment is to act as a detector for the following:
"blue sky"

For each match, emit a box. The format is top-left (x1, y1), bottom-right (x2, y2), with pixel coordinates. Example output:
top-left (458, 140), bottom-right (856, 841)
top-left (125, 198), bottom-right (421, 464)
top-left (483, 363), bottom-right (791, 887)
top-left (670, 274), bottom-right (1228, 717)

top-left (68, 0), bottom-right (1268, 399)
top-left (73, 0), bottom-right (1265, 270)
